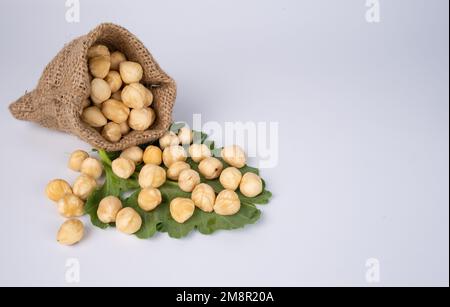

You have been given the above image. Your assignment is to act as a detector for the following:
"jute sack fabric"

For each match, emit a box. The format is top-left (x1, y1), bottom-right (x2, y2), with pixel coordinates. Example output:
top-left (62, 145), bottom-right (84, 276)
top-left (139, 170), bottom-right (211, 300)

top-left (9, 23), bottom-right (176, 151)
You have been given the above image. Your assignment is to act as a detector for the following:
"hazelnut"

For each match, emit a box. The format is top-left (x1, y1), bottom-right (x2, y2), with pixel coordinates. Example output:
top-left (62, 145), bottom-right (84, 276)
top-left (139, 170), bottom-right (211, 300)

top-left (170, 198), bottom-right (195, 224)
top-left (128, 108), bottom-right (155, 131)
top-left (102, 122), bottom-right (122, 143)
top-left (138, 164), bottom-right (166, 188)
top-left (162, 145), bottom-right (187, 167)
top-left (143, 145), bottom-right (162, 165)
top-left (89, 55), bottom-right (111, 79)
top-left (191, 183), bottom-right (215, 212)
top-left (97, 196), bottom-right (123, 223)
top-left (119, 61), bottom-right (143, 84)
top-left (80, 157), bottom-right (103, 179)
top-left (221, 145), bottom-right (247, 168)
top-left (116, 207), bottom-right (142, 234)
top-left (138, 188), bottom-right (162, 211)
top-left (119, 121), bottom-right (130, 135)
top-left (87, 44), bottom-right (110, 58)
top-left (73, 174), bottom-right (97, 200)
top-left (110, 50), bottom-right (126, 70)
top-left (120, 146), bottom-right (143, 164)
top-left (141, 85), bottom-right (154, 107)
top-left (101, 99), bottom-right (130, 124)
top-left (127, 83), bottom-right (153, 107)
top-left (214, 190), bottom-right (241, 216)
top-left (167, 161), bottom-right (190, 180)
top-left (239, 173), bottom-right (263, 197)
top-left (111, 90), bottom-right (122, 100)
top-left (45, 179), bottom-right (72, 202)
top-left (81, 106), bottom-right (107, 128)
top-left (188, 144), bottom-right (212, 163)
top-left (90, 78), bottom-right (111, 105)
top-left (178, 169), bottom-right (201, 192)
top-left (57, 219), bottom-right (84, 246)
top-left (111, 157), bottom-right (136, 179)
top-left (198, 157), bottom-right (223, 179)
top-left (178, 127), bottom-right (193, 145)
top-left (105, 70), bottom-right (123, 93)
top-left (159, 131), bottom-right (180, 149)
top-left (57, 194), bottom-right (84, 217)
top-left (219, 167), bottom-right (242, 191)
top-left (68, 150), bottom-right (89, 172)
top-left (121, 83), bottom-right (146, 109)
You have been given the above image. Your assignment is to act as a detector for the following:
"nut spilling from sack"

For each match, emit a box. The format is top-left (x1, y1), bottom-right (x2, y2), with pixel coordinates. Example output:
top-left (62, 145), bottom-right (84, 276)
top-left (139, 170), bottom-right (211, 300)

top-left (45, 123), bottom-right (272, 245)
top-left (9, 23), bottom-right (176, 151)
top-left (82, 44), bottom-right (156, 143)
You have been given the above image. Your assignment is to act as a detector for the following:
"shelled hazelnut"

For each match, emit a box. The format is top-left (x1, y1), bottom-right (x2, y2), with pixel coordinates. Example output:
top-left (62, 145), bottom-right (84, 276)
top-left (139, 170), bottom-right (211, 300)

top-left (191, 183), bottom-right (215, 212)
top-left (102, 122), bottom-right (122, 143)
top-left (97, 196), bottom-right (123, 223)
top-left (73, 174), bottom-right (97, 200)
top-left (57, 194), bottom-right (84, 218)
top-left (138, 188), bottom-right (162, 211)
top-left (143, 145), bottom-right (162, 165)
top-left (68, 150), bottom-right (89, 172)
top-left (214, 190), bottom-right (241, 216)
top-left (46, 179), bottom-right (72, 202)
top-left (120, 146), bottom-right (143, 164)
top-left (219, 167), bottom-right (242, 191)
top-left (198, 157), bottom-right (223, 179)
top-left (162, 145), bottom-right (187, 167)
top-left (116, 207), bottom-right (142, 234)
top-left (167, 161), bottom-right (191, 181)
top-left (221, 145), bottom-right (246, 168)
top-left (128, 108), bottom-right (155, 131)
top-left (188, 144), bottom-right (211, 163)
top-left (239, 173), bottom-right (263, 197)
top-left (110, 51), bottom-right (126, 70)
top-left (57, 219), bottom-right (84, 246)
top-left (80, 157), bottom-right (103, 179)
top-left (170, 198), bottom-right (195, 224)
top-left (81, 106), bottom-right (107, 128)
top-left (119, 61), bottom-right (143, 84)
top-left (178, 169), bottom-right (200, 192)
top-left (111, 157), bottom-right (136, 179)
top-left (138, 164), bottom-right (166, 188)
top-left (105, 71), bottom-right (123, 93)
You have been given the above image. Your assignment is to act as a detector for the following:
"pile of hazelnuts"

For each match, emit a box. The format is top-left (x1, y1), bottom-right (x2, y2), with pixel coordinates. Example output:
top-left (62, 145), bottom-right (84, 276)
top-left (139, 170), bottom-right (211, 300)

top-left (45, 151), bottom-right (103, 245)
top-left (46, 127), bottom-right (263, 245)
top-left (81, 44), bottom-right (155, 142)
top-left (104, 127), bottom-right (263, 235)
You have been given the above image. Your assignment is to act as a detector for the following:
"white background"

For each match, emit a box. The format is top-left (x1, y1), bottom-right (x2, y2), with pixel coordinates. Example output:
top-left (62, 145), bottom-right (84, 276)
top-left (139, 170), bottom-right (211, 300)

top-left (0, 0), bottom-right (448, 286)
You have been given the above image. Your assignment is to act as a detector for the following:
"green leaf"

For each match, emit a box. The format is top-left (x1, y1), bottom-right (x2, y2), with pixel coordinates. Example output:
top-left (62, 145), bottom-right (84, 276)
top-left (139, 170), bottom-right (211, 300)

top-left (86, 131), bottom-right (272, 239)
top-left (170, 122), bottom-right (186, 133)
top-left (192, 130), bottom-right (208, 144)
top-left (203, 140), bottom-right (215, 150)
top-left (96, 148), bottom-right (120, 164)
top-left (84, 185), bottom-right (110, 229)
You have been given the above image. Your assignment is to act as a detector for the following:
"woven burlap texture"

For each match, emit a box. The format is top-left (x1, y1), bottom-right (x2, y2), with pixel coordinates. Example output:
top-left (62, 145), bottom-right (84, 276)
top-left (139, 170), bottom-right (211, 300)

top-left (9, 23), bottom-right (176, 151)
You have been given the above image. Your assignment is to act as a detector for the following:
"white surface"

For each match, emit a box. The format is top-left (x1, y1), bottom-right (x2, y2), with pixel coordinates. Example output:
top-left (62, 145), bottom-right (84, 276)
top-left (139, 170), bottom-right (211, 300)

top-left (0, 0), bottom-right (448, 286)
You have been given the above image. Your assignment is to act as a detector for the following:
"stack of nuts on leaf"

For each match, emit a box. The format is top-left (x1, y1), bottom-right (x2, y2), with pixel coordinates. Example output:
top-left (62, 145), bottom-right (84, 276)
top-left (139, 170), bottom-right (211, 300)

top-left (46, 126), bottom-right (264, 244)
top-left (105, 126), bottom-right (263, 233)
top-left (46, 150), bottom-right (103, 245)
top-left (81, 44), bottom-right (155, 142)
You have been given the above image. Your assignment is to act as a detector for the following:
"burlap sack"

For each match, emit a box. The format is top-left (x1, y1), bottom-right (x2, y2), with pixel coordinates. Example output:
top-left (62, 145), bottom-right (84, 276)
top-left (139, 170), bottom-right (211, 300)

top-left (9, 23), bottom-right (176, 151)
